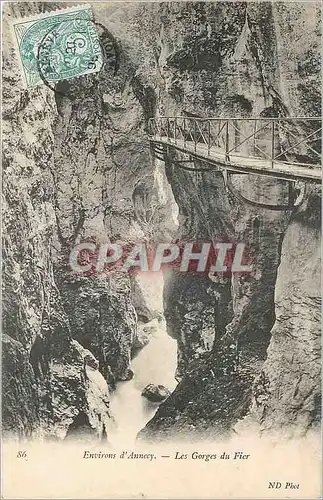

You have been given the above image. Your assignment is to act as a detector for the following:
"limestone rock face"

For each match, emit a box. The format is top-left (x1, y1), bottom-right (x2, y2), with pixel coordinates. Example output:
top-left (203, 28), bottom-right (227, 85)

top-left (2, 1), bottom-right (175, 441)
top-left (1, 4), bottom-right (114, 440)
top-left (2, 4), bottom-right (81, 439)
top-left (252, 187), bottom-right (321, 435)
top-left (2, 335), bottom-right (39, 439)
top-left (59, 272), bottom-right (137, 384)
top-left (137, 2), bottom-right (321, 440)
top-left (44, 340), bottom-right (112, 441)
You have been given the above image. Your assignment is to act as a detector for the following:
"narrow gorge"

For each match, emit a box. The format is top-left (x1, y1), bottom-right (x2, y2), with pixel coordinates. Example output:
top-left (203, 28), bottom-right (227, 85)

top-left (2, 1), bottom-right (321, 450)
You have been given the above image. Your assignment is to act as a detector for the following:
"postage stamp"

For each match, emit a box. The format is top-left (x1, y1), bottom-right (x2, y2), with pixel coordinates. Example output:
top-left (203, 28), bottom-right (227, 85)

top-left (11, 4), bottom-right (104, 88)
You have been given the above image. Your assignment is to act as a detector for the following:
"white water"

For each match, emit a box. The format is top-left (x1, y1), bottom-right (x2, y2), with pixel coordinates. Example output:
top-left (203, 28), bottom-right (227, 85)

top-left (108, 319), bottom-right (177, 448)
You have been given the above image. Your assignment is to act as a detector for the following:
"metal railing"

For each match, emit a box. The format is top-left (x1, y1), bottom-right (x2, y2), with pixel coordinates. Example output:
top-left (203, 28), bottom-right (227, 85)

top-left (148, 116), bottom-right (322, 169)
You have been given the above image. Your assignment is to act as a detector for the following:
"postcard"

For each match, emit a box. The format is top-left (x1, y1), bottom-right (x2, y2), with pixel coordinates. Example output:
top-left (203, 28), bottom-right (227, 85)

top-left (1, 1), bottom-right (321, 498)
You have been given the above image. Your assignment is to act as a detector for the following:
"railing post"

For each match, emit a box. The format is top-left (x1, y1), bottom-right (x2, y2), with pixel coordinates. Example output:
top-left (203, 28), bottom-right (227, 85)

top-left (167, 118), bottom-right (170, 140)
top-left (194, 120), bottom-right (197, 153)
top-left (271, 120), bottom-right (275, 168)
top-left (174, 117), bottom-right (177, 144)
top-left (225, 120), bottom-right (230, 163)
top-left (183, 117), bottom-right (186, 147)
top-left (253, 119), bottom-right (257, 156)
top-left (208, 120), bottom-right (211, 155)
top-left (234, 119), bottom-right (239, 152)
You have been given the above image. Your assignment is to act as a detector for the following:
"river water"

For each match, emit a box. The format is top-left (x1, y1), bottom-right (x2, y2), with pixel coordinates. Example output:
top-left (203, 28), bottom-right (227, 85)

top-left (108, 318), bottom-right (178, 448)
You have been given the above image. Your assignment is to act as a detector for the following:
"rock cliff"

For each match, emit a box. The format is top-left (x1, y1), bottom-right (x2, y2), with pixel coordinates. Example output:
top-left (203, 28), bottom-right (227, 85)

top-left (2, 1), bottom-right (321, 442)
top-left (135, 1), bottom-right (321, 440)
top-left (2, 3), bottom-right (114, 440)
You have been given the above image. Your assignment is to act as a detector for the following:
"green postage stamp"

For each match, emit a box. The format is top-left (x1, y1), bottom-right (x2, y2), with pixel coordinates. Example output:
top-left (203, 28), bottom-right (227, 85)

top-left (11, 4), bottom-right (103, 88)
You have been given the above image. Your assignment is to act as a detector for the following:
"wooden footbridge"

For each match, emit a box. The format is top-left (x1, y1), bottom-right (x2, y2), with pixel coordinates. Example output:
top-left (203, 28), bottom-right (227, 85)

top-left (149, 116), bottom-right (321, 185)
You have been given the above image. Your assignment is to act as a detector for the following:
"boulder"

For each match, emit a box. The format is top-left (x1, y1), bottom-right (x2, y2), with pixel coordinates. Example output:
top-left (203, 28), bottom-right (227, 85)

top-left (142, 384), bottom-right (171, 403)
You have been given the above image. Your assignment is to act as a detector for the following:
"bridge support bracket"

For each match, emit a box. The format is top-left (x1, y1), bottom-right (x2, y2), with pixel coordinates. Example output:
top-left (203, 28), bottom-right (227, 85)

top-left (226, 172), bottom-right (306, 211)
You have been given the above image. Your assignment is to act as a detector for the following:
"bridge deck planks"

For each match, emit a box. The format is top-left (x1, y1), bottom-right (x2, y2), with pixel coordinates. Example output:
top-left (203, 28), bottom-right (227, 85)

top-left (151, 137), bottom-right (321, 184)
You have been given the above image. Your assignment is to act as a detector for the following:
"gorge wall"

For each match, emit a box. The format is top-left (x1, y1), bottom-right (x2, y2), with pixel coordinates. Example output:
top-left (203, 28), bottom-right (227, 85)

top-left (3, 1), bottom-right (172, 440)
top-left (137, 1), bottom-right (321, 441)
top-left (2, 1), bottom-right (321, 443)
